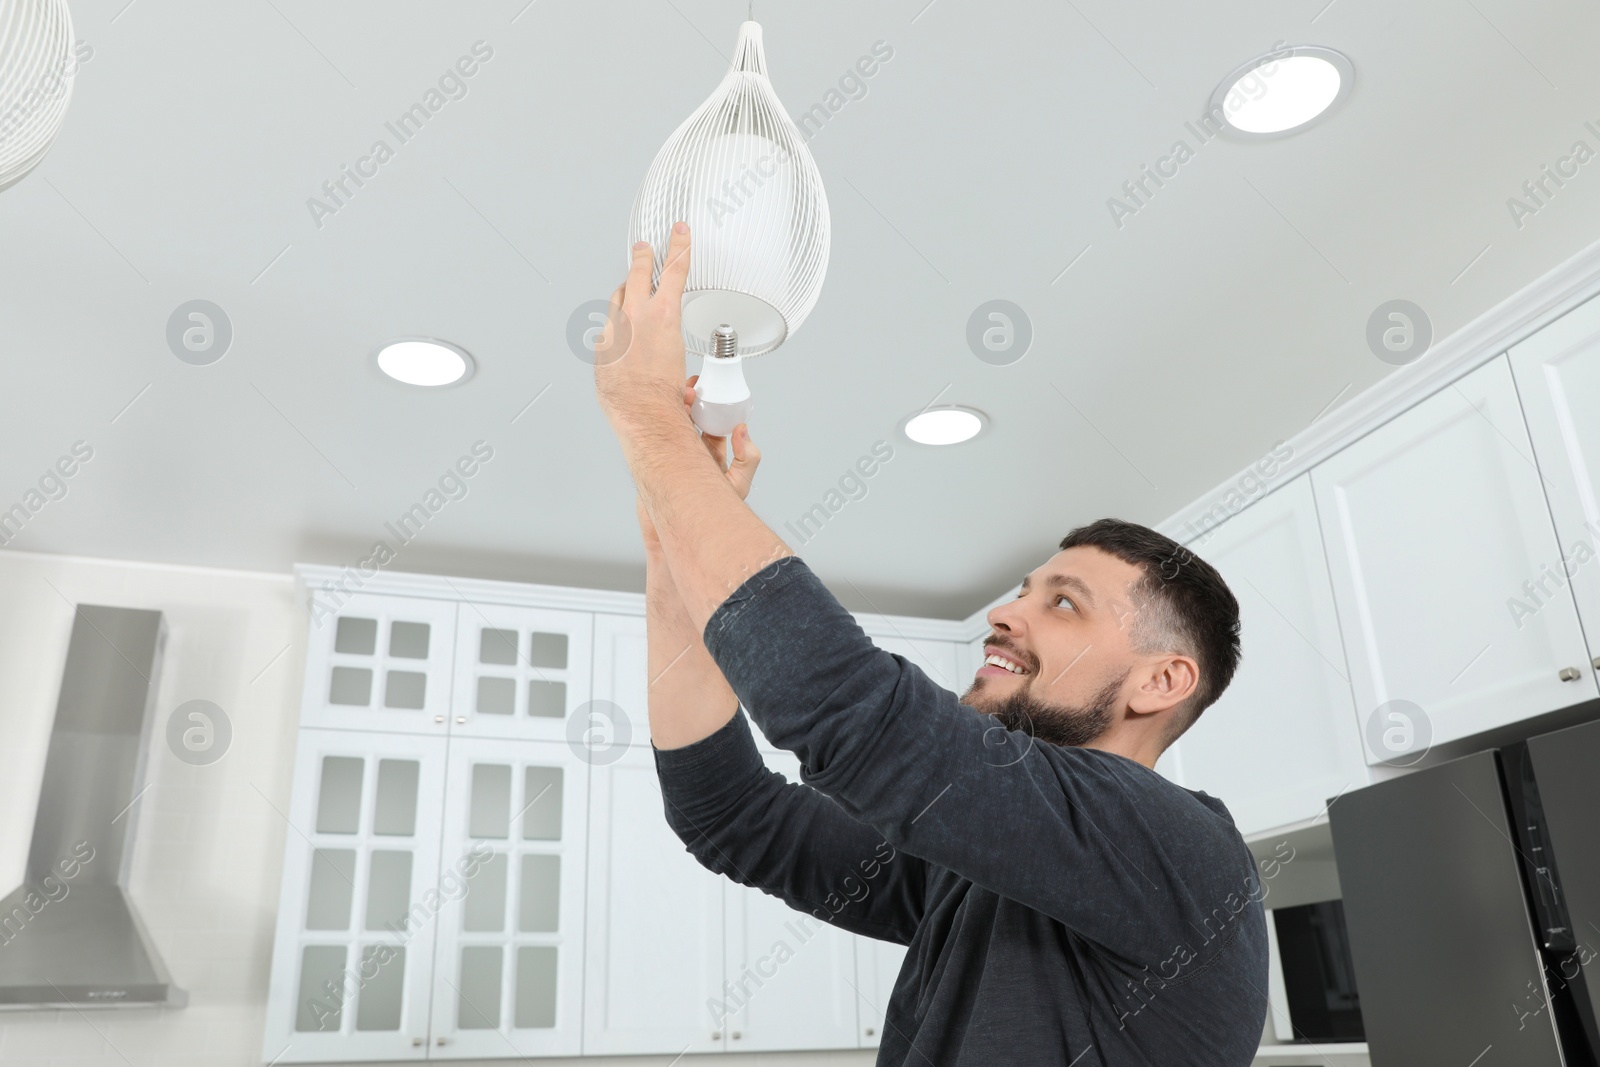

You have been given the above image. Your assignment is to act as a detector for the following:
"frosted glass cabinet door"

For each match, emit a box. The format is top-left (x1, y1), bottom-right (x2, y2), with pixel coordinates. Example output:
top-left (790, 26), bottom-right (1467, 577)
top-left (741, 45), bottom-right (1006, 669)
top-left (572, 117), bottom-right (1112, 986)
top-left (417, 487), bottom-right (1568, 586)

top-left (1510, 292), bottom-right (1600, 661)
top-left (429, 738), bottom-right (588, 1058)
top-left (855, 935), bottom-right (910, 1048)
top-left (720, 749), bottom-right (861, 1052)
top-left (451, 604), bottom-right (594, 741)
top-left (1172, 476), bottom-right (1368, 834)
top-left (300, 593), bottom-right (458, 734)
top-left (1312, 355), bottom-right (1598, 759)
top-left (262, 730), bottom-right (445, 1062)
top-left (584, 743), bottom-right (726, 1055)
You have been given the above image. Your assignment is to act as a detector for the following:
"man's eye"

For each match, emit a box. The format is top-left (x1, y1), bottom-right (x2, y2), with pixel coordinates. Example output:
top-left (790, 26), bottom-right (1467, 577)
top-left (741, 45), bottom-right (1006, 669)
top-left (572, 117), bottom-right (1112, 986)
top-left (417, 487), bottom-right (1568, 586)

top-left (1054, 594), bottom-right (1076, 610)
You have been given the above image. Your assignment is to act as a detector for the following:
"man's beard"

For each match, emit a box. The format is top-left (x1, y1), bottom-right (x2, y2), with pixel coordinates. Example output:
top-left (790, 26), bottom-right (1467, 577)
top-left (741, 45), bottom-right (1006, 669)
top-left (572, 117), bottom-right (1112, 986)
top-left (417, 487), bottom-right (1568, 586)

top-left (961, 669), bottom-right (1126, 748)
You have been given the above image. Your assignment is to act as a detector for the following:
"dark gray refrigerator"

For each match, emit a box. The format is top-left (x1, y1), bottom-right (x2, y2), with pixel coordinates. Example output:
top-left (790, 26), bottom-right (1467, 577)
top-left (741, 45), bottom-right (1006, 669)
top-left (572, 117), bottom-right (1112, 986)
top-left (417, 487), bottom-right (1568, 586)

top-left (1328, 716), bottom-right (1600, 1067)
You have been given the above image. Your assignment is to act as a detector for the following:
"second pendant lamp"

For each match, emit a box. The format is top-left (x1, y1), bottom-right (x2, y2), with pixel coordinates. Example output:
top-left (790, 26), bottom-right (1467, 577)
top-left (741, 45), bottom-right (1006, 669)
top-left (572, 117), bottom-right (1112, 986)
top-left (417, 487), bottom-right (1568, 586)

top-left (627, 20), bottom-right (831, 435)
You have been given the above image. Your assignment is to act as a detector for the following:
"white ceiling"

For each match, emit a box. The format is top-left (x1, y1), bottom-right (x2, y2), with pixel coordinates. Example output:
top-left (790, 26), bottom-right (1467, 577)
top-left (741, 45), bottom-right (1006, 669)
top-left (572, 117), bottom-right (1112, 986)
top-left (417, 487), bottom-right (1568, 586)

top-left (3, 0), bottom-right (1599, 617)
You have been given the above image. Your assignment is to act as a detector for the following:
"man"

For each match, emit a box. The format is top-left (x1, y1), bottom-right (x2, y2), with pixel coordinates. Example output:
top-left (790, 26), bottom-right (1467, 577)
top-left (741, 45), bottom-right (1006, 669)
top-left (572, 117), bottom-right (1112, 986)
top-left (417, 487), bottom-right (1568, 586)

top-left (594, 224), bottom-right (1270, 1066)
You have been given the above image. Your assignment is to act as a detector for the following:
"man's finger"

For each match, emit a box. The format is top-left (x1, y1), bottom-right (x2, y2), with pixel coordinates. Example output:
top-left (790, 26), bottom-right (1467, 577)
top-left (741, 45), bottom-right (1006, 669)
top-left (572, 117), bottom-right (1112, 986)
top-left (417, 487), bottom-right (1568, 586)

top-left (727, 423), bottom-right (761, 497)
top-left (625, 240), bottom-right (656, 306)
top-left (654, 222), bottom-right (692, 307)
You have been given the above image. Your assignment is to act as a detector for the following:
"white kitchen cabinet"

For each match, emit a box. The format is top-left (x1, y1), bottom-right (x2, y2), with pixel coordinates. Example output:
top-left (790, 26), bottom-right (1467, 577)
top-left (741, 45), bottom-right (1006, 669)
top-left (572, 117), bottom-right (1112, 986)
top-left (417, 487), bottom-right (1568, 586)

top-left (1510, 291), bottom-right (1600, 661)
top-left (855, 936), bottom-right (910, 1049)
top-left (582, 742), bottom-right (726, 1055)
top-left (450, 604), bottom-right (594, 741)
top-left (427, 737), bottom-right (588, 1058)
top-left (262, 730), bottom-right (446, 1062)
top-left (300, 594), bottom-right (459, 735)
top-left (874, 633), bottom-right (965, 697)
top-left (719, 748), bottom-right (862, 1053)
top-left (1172, 476), bottom-right (1368, 834)
top-left (1312, 355), bottom-right (1598, 759)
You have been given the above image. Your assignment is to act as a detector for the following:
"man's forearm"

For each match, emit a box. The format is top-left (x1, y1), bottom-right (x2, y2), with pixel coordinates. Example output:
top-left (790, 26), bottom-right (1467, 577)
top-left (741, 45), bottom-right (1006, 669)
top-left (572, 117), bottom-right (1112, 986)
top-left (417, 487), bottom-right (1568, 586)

top-left (624, 404), bottom-right (793, 633)
top-left (644, 536), bottom-right (743, 750)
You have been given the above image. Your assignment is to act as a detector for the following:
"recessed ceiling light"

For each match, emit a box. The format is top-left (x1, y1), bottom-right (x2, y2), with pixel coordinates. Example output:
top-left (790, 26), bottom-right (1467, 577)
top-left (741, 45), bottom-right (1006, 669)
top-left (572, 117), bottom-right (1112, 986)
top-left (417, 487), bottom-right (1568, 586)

top-left (1209, 46), bottom-right (1353, 137)
top-left (374, 339), bottom-right (475, 387)
top-left (901, 406), bottom-right (988, 446)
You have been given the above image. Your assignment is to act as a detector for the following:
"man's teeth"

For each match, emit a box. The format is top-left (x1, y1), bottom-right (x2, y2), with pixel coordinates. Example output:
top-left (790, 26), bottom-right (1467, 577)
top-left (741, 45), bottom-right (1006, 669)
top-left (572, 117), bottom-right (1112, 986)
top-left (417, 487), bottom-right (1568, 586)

top-left (984, 654), bottom-right (1026, 675)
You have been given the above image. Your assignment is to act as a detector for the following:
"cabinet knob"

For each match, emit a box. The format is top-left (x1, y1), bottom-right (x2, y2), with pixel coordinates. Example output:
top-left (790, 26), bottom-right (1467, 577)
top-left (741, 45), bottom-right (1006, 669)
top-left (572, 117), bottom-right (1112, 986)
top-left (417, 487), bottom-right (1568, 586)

top-left (1559, 666), bottom-right (1582, 682)
top-left (711, 1031), bottom-right (721, 1040)
top-left (435, 715), bottom-right (445, 723)
top-left (412, 1038), bottom-right (423, 1047)
top-left (1593, 656), bottom-right (1600, 671)
top-left (436, 1037), bottom-right (450, 1046)
top-left (865, 1027), bottom-right (876, 1037)
top-left (731, 1031), bottom-right (741, 1040)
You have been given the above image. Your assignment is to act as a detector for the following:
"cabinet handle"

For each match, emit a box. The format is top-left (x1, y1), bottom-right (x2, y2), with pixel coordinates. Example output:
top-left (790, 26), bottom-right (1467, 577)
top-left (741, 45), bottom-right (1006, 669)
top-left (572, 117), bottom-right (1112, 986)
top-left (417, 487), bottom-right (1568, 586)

top-left (436, 1037), bottom-right (450, 1045)
top-left (412, 1038), bottom-right (423, 1047)
top-left (711, 1031), bottom-right (721, 1040)
top-left (1593, 657), bottom-right (1600, 671)
top-left (1559, 666), bottom-right (1582, 682)
top-left (731, 1031), bottom-right (741, 1040)
top-left (456, 716), bottom-right (466, 723)
top-left (865, 1027), bottom-right (876, 1037)
top-left (434, 715), bottom-right (445, 723)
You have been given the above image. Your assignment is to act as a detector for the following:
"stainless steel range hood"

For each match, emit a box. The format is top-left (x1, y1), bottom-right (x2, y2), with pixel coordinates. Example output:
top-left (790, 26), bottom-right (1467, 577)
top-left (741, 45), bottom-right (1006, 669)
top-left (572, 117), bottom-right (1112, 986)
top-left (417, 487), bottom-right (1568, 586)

top-left (0, 605), bottom-right (186, 1009)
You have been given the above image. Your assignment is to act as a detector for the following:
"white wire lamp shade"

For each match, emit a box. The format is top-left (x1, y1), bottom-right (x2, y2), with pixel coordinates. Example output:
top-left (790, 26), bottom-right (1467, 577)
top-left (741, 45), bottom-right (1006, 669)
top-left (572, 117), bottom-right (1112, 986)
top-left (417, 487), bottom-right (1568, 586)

top-left (627, 21), bottom-right (830, 359)
top-left (0, 0), bottom-right (77, 191)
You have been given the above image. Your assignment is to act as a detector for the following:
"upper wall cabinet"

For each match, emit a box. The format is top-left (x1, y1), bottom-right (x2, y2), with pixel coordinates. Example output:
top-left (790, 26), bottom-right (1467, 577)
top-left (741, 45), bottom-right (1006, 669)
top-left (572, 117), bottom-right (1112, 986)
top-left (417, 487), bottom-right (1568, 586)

top-left (1510, 292), bottom-right (1600, 655)
top-left (584, 742), bottom-right (725, 1056)
top-left (1312, 355), bottom-right (1599, 760)
top-left (1175, 475), bottom-right (1368, 834)
top-left (428, 738), bottom-right (589, 1058)
top-left (718, 749), bottom-right (861, 1054)
top-left (263, 730), bottom-right (446, 1062)
top-left (301, 594), bottom-right (459, 734)
top-left (451, 605), bottom-right (594, 741)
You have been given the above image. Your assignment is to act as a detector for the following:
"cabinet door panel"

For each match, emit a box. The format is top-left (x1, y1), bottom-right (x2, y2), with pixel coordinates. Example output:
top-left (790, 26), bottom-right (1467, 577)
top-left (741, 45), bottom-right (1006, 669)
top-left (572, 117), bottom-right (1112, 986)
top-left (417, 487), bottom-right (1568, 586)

top-left (584, 743), bottom-right (725, 1055)
top-left (429, 739), bottom-right (588, 1058)
top-left (1174, 476), bottom-right (1367, 834)
top-left (721, 749), bottom-right (860, 1052)
top-left (1312, 355), bottom-right (1597, 759)
top-left (300, 594), bottom-right (457, 735)
top-left (262, 730), bottom-right (444, 1062)
top-left (451, 604), bottom-right (593, 741)
top-left (1510, 292), bottom-right (1600, 658)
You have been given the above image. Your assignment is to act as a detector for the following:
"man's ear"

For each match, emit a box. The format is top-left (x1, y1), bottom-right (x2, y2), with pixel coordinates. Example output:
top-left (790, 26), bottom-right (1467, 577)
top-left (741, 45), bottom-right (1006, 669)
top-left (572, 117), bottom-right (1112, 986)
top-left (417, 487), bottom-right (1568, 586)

top-left (1126, 655), bottom-right (1199, 716)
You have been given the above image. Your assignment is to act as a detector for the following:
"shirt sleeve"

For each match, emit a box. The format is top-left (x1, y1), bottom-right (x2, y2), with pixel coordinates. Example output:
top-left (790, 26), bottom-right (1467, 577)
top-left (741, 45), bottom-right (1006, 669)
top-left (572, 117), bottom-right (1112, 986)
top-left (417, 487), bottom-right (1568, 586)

top-left (653, 704), bottom-right (928, 945)
top-left (702, 555), bottom-right (1259, 968)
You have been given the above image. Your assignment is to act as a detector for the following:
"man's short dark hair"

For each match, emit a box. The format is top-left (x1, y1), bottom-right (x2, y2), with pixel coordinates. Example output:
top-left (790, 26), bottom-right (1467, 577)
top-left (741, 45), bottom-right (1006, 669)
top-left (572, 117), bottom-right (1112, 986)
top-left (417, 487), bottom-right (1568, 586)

top-left (1058, 518), bottom-right (1241, 745)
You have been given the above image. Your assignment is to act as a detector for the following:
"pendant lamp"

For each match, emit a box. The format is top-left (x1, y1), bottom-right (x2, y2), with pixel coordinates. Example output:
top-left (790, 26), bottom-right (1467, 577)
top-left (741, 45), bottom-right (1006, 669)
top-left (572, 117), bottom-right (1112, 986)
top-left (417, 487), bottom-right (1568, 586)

top-left (0, 0), bottom-right (78, 191)
top-left (626, 20), bottom-right (830, 435)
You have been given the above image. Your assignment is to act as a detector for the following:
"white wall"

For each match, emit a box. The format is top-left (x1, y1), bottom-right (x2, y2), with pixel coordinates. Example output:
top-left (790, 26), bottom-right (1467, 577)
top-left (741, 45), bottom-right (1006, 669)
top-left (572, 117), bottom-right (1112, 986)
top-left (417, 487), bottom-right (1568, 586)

top-left (0, 549), bottom-right (874, 1067)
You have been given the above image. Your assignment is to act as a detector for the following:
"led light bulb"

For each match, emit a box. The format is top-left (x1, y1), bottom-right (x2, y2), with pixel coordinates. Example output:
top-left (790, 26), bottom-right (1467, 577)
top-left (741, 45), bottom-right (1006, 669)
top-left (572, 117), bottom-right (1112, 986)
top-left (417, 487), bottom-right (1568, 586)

top-left (691, 325), bottom-right (753, 436)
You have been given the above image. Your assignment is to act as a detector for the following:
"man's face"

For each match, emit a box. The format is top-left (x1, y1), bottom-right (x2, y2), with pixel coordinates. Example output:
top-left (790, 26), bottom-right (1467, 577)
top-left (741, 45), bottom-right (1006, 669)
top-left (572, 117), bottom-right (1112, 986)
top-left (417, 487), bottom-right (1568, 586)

top-left (961, 546), bottom-right (1148, 748)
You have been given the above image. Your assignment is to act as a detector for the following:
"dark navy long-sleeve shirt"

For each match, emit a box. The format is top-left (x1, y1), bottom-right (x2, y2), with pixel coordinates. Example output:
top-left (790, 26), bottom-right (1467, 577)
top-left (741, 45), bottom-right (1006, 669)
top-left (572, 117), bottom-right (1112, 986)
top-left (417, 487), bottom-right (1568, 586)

top-left (653, 556), bottom-right (1268, 1066)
